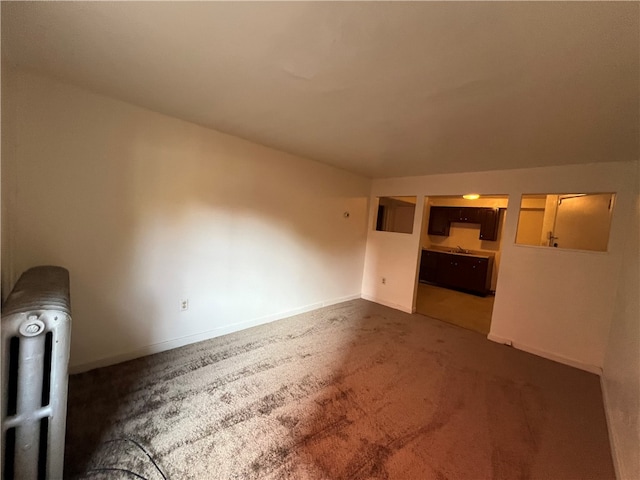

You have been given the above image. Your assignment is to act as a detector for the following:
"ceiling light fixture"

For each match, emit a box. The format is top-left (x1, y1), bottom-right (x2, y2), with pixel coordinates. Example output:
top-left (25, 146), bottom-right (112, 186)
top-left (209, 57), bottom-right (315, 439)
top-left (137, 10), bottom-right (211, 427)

top-left (463, 194), bottom-right (480, 200)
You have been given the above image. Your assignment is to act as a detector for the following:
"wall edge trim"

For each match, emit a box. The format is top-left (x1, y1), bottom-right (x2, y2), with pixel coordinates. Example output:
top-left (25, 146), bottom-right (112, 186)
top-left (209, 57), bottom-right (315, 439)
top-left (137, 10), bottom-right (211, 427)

top-left (487, 333), bottom-right (603, 375)
top-left (600, 376), bottom-right (623, 480)
top-left (360, 294), bottom-right (413, 314)
top-left (69, 293), bottom-right (361, 374)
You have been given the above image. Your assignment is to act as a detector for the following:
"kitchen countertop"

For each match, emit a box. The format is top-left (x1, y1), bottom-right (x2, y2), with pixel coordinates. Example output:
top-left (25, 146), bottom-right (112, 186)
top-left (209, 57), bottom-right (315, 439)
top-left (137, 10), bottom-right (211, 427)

top-left (423, 246), bottom-right (493, 259)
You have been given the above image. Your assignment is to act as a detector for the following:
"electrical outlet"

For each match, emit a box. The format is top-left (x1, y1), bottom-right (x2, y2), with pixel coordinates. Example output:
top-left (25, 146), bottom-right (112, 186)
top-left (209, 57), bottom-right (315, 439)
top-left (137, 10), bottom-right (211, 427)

top-left (382, 277), bottom-right (386, 285)
top-left (180, 299), bottom-right (189, 311)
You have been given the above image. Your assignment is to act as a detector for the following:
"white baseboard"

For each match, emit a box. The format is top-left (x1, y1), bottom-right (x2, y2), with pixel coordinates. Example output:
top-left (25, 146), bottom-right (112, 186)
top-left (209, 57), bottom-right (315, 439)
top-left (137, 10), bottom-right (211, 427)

top-left (487, 333), bottom-right (602, 375)
top-left (69, 293), bottom-right (361, 374)
top-left (360, 294), bottom-right (413, 314)
top-left (600, 376), bottom-right (622, 480)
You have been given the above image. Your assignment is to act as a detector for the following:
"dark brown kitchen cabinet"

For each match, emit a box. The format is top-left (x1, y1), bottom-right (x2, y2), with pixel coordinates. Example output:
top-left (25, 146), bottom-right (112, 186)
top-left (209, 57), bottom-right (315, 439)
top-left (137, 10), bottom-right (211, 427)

top-left (449, 254), bottom-right (490, 295)
top-left (427, 206), bottom-right (500, 241)
top-left (452, 256), bottom-right (490, 292)
top-left (479, 208), bottom-right (500, 241)
top-left (419, 249), bottom-right (493, 296)
top-left (427, 207), bottom-right (451, 236)
top-left (437, 255), bottom-right (460, 288)
top-left (419, 250), bottom-right (438, 283)
top-left (449, 207), bottom-right (480, 223)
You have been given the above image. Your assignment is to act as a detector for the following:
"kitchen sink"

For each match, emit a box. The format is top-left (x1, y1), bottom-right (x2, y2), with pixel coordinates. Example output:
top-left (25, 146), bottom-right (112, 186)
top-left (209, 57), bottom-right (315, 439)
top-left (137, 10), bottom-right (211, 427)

top-left (448, 248), bottom-right (471, 254)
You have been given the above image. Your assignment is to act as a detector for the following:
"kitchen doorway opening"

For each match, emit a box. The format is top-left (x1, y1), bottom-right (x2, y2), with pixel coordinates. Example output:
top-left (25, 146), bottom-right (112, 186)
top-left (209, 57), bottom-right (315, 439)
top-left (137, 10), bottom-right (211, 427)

top-left (415, 195), bottom-right (509, 335)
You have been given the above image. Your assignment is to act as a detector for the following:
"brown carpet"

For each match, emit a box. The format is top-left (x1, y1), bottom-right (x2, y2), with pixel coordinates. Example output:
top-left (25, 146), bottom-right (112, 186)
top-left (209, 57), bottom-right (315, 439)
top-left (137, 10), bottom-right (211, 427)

top-left (415, 283), bottom-right (494, 335)
top-left (65, 299), bottom-right (614, 479)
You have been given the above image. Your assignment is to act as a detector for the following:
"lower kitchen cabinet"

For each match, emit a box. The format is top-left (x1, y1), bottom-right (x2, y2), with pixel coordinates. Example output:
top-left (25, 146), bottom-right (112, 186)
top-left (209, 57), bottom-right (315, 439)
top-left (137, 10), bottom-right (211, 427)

top-left (419, 250), bottom-right (439, 283)
top-left (419, 249), bottom-right (493, 296)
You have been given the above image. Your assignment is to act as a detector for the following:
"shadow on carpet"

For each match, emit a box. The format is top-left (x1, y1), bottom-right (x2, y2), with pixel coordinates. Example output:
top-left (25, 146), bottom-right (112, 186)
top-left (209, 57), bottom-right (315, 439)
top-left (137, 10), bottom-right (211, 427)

top-left (64, 299), bottom-right (614, 479)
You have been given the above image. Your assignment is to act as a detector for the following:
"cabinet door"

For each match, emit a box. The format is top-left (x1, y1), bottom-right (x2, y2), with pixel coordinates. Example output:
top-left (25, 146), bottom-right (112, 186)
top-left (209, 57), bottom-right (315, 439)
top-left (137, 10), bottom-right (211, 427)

top-left (458, 257), bottom-right (489, 293)
top-left (436, 254), bottom-right (490, 294)
top-left (419, 251), bottom-right (439, 283)
top-left (436, 256), bottom-right (459, 287)
top-left (450, 207), bottom-right (480, 223)
top-left (479, 208), bottom-right (500, 241)
top-left (464, 208), bottom-right (481, 223)
top-left (447, 208), bottom-right (462, 222)
top-left (445, 207), bottom-right (480, 224)
top-left (428, 207), bottom-right (451, 236)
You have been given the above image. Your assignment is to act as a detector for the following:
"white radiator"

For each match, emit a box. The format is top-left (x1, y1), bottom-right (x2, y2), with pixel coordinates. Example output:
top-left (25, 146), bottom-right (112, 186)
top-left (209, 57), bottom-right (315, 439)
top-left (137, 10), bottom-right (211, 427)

top-left (1, 266), bottom-right (72, 479)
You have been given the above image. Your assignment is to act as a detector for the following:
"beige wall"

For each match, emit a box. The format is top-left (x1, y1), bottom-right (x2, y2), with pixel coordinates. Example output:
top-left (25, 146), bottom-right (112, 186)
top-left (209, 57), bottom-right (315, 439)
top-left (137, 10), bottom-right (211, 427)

top-left (1, 63), bottom-right (16, 299)
top-left (426, 196), bottom-right (509, 208)
top-left (602, 164), bottom-right (639, 480)
top-left (362, 161), bottom-right (636, 374)
top-left (540, 195), bottom-right (559, 246)
top-left (515, 209), bottom-right (544, 245)
top-left (2, 69), bottom-right (371, 371)
top-left (553, 194), bottom-right (614, 251)
top-left (515, 195), bottom-right (546, 246)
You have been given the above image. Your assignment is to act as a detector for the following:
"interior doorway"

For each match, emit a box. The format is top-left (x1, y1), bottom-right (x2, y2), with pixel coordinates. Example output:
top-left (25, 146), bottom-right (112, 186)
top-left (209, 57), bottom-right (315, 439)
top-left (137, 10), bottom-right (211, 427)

top-left (414, 195), bottom-right (509, 335)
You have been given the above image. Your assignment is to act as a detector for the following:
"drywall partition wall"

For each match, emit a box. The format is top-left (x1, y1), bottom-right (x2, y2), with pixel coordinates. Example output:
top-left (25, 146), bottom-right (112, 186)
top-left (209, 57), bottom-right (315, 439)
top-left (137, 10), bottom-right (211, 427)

top-left (361, 161), bottom-right (636, 372)
top-left (2, 69), bottom-right (371, 371)
top-left (361, 197), bottom-right (424, 312)
top-left (601, 163), bottom-right (639, 480)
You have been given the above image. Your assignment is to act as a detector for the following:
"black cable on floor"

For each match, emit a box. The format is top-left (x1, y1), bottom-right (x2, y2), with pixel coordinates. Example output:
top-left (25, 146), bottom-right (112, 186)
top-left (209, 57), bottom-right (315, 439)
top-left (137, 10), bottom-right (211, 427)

top-left (104, 438), bottom-right (167, 480)
top-left (80, 437), bottom-right (167, 480)
top-left (83, 467), bottom-right (149, 480)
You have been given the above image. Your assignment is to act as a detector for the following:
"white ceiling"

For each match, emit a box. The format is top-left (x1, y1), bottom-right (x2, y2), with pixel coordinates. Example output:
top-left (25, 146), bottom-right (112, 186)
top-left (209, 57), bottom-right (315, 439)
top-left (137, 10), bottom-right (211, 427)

top-left (3, 2), bottom-right (639, 178)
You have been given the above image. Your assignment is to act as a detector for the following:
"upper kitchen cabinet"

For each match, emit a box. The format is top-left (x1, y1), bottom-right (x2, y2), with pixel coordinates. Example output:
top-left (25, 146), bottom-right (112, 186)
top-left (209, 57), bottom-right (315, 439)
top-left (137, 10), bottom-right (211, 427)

top-left (427, 207), bottom-right (451, 236)
top-left (479, 208), bottom-right (500, 241)
top-left (427, 206), bottom-right (500, 240)
top-left (449, 207), bottom-right (480, 223)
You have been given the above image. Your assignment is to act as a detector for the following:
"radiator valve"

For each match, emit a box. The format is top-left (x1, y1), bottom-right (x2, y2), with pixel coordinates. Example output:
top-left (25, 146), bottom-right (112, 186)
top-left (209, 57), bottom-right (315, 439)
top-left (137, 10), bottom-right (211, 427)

top-left (19, 316), bottom-right (45, 337)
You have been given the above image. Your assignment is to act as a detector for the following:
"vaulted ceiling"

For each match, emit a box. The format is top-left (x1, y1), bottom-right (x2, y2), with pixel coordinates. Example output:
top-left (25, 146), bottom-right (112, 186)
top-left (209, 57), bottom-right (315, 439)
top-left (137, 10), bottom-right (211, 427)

top-left (3, 2), bottom-right (639, 178)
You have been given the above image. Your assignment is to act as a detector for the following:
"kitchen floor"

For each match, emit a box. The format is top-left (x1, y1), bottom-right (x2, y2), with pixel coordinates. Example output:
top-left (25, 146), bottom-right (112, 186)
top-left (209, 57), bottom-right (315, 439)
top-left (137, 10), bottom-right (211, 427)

top-left (415, 283), bottom-right (494, 335)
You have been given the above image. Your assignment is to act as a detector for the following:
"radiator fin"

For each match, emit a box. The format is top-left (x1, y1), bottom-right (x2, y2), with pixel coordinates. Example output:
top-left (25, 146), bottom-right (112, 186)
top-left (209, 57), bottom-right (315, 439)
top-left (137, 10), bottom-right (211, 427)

top-left (41, 332), bottom-right (53, 408)
top-left (7, 337), bottom-right (19, 416)
top-left (38, 418), bottom-right (49, 480)
top-left (4, 428), bottom-right (16, 479)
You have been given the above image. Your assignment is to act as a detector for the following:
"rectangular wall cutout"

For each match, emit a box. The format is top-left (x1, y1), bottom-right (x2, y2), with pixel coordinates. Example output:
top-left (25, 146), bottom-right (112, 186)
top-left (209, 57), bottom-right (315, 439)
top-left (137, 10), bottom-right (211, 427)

top-left (515, 193), bottom-right (615, 252)
top-left (375, 196), bottom-right (417, 234)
